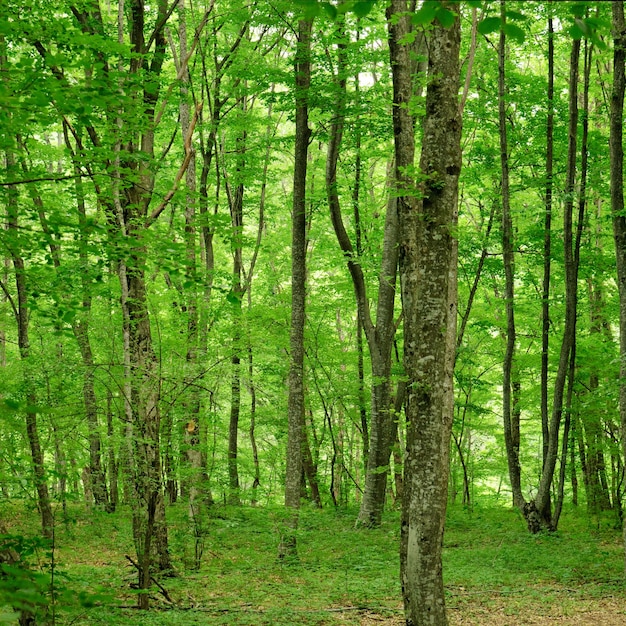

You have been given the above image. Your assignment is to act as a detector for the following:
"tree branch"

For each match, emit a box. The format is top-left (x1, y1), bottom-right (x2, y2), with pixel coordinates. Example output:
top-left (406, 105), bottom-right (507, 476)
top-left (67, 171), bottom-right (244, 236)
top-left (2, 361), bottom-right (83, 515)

top-left (146, 101), bottom-right (202, 226)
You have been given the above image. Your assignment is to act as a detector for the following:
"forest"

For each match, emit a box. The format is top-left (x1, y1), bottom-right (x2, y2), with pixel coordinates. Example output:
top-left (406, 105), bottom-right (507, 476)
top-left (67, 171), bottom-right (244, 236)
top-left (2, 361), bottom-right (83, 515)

top-left (2, 0), bottom-right (626, 624)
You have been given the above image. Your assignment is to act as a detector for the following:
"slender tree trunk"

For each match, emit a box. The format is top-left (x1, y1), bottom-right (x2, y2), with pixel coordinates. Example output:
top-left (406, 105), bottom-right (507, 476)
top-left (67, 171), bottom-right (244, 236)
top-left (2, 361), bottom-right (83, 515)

top-left (610, 0), bottom-right (626, 575)
top-left (389, 2), bottom-right (462, 623)
top-left (223, 93), bottom-right (248, 506)
top-left (498, 2), bottom-right (524, 514)
top-left (532, 36), bottom-right (582, 532)
top-left (3, 148), bottom-right (54, 540)
top-left (279, 17), bottom-right (312, 560)
top-left (541, 2), bottom-right (554, 476)
top-left (106, 390), bottom-right (119, 512)
top-left (352, 63), bottom-right (369, 473)
top-left (248, 342), bottom-right (260, 504)
top-left (324, 14), bottom-right (402, 527)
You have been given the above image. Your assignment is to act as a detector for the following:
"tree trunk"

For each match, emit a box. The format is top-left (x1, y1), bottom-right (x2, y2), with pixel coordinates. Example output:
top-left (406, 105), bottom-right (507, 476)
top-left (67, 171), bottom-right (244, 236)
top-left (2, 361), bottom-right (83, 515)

top-left (610, 0), bottom-right (626, 576)
top-left (498, 1), bottom-right (524, 513)
top-left (323, 14), bottom-right (402, 528)
top-left (388, 2), bottom-right (462, 623)
top-left (3, 147), bottom-right (54, 540)
top-left (279, 17), bottom-right (312, 560)
top-left (541, 1), bottom-right (554, 479)
top-left (106, 390), bottom-right (119, 512)
top-left (532, 35), bottom-right (582, 532)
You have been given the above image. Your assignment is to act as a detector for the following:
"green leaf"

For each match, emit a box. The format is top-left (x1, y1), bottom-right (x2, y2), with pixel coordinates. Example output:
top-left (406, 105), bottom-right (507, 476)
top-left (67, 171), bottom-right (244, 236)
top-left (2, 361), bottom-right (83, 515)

top-left (412, 0), bottom-right (438, 26)
top-left (293, 0), bottom-right (321, 18)
top-left (352, 1), bottom-right (375, 18)
top-left (466, 0), bottom-right (482, 8)
top-left (574, 17), bottom-right (591, 37)
top-left (568, 23), bottom-right (583, 40)
top-left (321, 2), bottom-right (337, 18)
top-left (503, 22), bottom-right (525, 43)
top-left (226, 290), bottom-right (242, 305)
top-left (435, 6), bottom-right (456, 28)
top-left (478, 16), bottom-right (501, 36)
top-left (4, 399), bottom-right (20, 411)
top-left (505, 10), bottom-right (527, 22)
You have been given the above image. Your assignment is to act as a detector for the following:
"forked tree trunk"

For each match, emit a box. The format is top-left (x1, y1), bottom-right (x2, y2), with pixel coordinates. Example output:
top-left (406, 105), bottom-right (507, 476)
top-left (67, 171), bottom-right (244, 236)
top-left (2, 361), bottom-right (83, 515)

top-left (324, 19), bottom-right (401, 527)
top-left (531, 35), bottom-right (582, 533)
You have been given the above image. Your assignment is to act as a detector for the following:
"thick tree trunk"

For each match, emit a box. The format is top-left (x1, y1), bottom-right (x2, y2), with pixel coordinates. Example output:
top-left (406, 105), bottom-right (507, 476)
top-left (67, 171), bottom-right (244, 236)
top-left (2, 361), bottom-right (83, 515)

top-left (124, 262), bottom-right (171, 597)
top-left (388, 2), bottom-right (461, 623)
top-left (279, 17), bottom-right (312, 560)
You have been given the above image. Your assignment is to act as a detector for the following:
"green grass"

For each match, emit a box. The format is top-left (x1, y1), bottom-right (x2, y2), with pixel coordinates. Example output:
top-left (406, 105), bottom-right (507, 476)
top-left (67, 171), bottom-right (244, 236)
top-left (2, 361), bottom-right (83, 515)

top-left (1, 500), bottom-right (625, 624)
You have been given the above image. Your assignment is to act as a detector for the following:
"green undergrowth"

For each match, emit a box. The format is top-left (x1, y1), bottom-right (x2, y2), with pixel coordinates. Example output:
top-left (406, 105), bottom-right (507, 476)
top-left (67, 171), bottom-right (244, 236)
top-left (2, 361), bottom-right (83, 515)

top-left (0, 501), bottom-right (624, 624)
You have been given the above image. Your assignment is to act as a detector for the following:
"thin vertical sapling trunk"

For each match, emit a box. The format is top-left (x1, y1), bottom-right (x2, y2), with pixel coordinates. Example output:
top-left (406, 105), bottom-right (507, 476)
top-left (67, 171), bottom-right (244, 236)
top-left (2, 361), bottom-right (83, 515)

top-left (541, 1), bottom-right (554, 476)
top-left (2, 150), bottom-right (54, 540)
top-left (279, 17), bottom-right (312, 560)
top-left (498, 1), bottom-right (524, 513)
top-left (610, 0), bottom-right (626, 575)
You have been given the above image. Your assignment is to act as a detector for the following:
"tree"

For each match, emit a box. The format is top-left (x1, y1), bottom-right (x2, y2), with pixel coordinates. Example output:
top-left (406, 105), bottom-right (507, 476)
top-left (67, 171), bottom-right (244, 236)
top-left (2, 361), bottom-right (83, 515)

top-left (324, 8), bottom-right (402, 528)
top-left (279, 16), bottom-right (313, 560)
top-left (387, 1), bottom-right (462, 623)
top-left (610, 0), bottom-right (626, 573)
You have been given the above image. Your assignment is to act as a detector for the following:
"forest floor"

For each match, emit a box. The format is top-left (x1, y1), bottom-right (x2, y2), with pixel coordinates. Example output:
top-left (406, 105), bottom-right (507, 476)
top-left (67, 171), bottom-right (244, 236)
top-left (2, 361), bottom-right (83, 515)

top-left (1, 500), bottom-right (625, 625)
top-left (359, 592), bottom-right (626, 625)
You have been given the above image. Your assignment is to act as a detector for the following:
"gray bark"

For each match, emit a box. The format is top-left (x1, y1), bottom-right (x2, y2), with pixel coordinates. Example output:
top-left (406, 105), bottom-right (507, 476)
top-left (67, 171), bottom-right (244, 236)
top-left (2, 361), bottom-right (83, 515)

top-left (388, 2), bottom-right (461, 623)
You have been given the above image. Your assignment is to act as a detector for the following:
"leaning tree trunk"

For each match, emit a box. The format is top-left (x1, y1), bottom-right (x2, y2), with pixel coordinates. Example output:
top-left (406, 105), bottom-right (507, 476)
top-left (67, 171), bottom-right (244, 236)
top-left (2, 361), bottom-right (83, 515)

top-left (388, 2), bottom-right (462, 624)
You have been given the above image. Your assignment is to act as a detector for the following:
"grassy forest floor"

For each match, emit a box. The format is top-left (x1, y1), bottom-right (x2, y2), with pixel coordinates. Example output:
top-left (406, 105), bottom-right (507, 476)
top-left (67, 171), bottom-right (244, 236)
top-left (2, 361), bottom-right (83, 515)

top-left (2, 500), bottom-right (626, 625)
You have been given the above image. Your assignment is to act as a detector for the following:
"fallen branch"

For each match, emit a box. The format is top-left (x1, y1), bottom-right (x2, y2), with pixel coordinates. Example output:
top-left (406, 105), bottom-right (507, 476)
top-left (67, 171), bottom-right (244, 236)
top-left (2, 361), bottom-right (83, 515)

top-left (124, 555), bottom-right (175, 605)
top-left (112, 602), bottom-right (403, 614)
